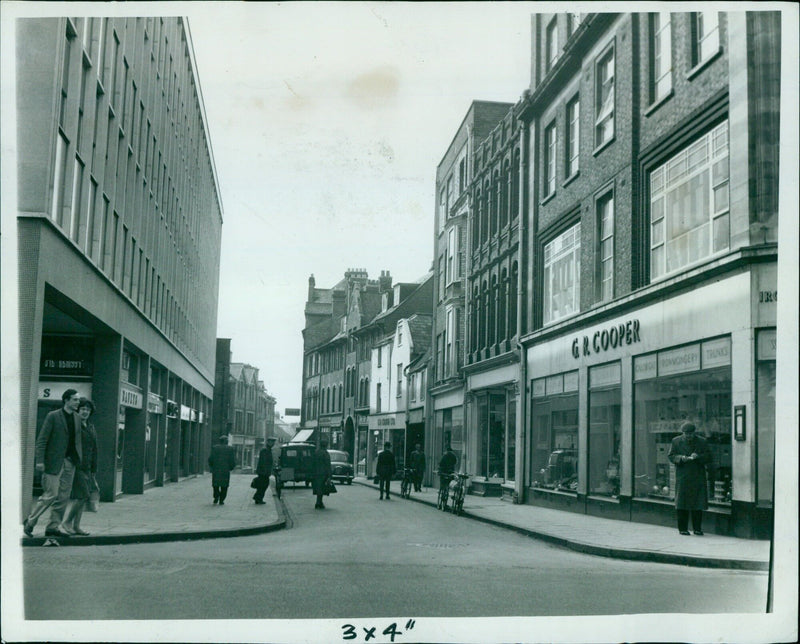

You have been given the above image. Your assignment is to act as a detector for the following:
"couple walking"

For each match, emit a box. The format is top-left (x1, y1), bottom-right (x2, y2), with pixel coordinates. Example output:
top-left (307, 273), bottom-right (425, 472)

top-left (23, 389), bottom-right (99, 538)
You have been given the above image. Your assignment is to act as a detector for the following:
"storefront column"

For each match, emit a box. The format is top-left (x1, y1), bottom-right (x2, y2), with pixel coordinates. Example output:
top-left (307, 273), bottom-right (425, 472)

top-left (576, 365), bottom-right (589, 498)
top-left (121, 395), bottom-right (146, 494)
top-left (619, 355), bottom-right (634, 500)
top-left (92, 334), bottom-right (122, 501)
top-left (166, 416), bottom-right (180, 482)
top-left (731, 328), bottom-right (756, 507)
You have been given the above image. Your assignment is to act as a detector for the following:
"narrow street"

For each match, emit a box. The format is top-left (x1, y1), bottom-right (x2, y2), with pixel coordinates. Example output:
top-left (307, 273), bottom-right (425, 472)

top-left (23, 483), bottom-right (768, 622)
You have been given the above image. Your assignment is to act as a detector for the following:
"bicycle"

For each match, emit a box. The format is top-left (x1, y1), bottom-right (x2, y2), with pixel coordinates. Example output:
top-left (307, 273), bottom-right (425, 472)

top-left (449, 473), bottom-right (470, 516)
top-left (400, 467), bottom-right (414, 499)
top-left (436, 471), bottom-right (455, 510)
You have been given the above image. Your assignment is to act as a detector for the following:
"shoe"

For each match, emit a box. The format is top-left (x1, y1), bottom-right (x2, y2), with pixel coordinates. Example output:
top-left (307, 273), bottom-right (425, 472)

top-left (386, 496), bottom-right (391, 500)
top-left (45, 528), bottom-right (70, 538)
top-left (23, 520), bottom-right (34, 537)
top-left (73, 528), bottom-right (90, 536)
top-left (315, 503), bottom-right (324, 509)
top-left (693, 530), bottom-right (704, 536)
top-left (379, 496), bottom-right (383, 500)
top-left (59, 525), bottom-right (76, 536)
top-left (679, 530), bottom-right (691, 536)
top-left (255, 500), bottom-right (266, 505)
top-left (219, 501), bottom-right (224, 505)
top-left (213, 499), bottom-right (218, 504)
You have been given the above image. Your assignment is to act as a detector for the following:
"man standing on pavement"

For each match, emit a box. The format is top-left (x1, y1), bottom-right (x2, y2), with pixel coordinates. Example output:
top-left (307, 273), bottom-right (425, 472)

top-left (23, 388), bottom-right (82, 537)
top-left (253, 437), bottom-right (276, 504)
top-left (409, 443), bottom-right (425, 492)
top-left (438, 445), bottom-right (457, 492)
top-left (376, 441), bottom-right (396, 500)
top-left (208, 435), bottom-right (236, 505)
top-left (668, 421), bottom-right (713, 535)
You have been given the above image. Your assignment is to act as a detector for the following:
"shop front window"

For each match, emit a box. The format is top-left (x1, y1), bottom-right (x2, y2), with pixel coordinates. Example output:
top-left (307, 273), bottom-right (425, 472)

top-left (531, 372), bottom-right (579, 492)
top-left (436, 407), bottom-right (464, 473)
top-left (588, 362), bottom-right (621, 498)
top-left (506, 399), bottom-right (516, 481)
top-left (476, 392), bottom-right (516, 481)
top-left (633, 338), bottom-right (732, 506)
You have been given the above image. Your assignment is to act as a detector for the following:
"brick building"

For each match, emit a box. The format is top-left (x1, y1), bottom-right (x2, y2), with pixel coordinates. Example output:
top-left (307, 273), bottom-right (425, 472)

top-left (16, 17), bottom-right (223, 510)
top-left (517, 11), bottom-right (780, 537)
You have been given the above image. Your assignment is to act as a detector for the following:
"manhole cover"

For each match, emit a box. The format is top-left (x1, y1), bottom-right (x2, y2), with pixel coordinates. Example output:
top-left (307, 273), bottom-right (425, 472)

top-left (406, 542), bottom-right (469, 549)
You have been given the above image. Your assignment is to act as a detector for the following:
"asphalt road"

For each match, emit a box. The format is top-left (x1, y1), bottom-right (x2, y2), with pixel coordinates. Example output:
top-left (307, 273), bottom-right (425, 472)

top-left (23, 483), bottom-right (767, 624)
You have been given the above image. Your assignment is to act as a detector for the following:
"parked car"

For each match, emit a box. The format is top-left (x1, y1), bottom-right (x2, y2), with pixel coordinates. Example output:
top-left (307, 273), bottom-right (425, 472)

top-left (278, 442), bottom-right (316, 486)
top-left (328, 450), bottom-right (354, 484)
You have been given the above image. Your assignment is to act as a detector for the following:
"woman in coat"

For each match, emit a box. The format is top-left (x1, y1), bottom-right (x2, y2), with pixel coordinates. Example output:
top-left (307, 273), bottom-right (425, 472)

top-left (208, 435), bottom-right (237, 505)
top-left (60, 397), bottom-right (98, 535)
top-left (668, 421), bottom-right (712, 535)
top-left (312, 437), bottom-right (332, 509)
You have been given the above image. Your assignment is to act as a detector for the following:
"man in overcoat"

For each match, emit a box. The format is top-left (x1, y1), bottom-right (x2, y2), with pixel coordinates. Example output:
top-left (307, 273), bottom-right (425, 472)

top-left (208, 435), bottom-right (237, 505)
top-left (312, 436), bottom-right (332, 509)
top-left (376, 441), bottom-right (396, 500)
top-left (409, 443), bottom-right (425, 492)
top-left (24, 388), bottom-right (82, 537)
top-left (668, 421), bottom-right (713, 535)
top-left (253, 437), bottom-right (276, 504)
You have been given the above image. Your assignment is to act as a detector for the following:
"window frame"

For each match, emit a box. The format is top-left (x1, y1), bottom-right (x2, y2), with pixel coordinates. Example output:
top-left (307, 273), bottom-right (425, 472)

top-left (596, 189), bottom-right (615, 302)
top-left (544, 119), bottom-right (557, 198)
top-left (692, 11), bottom-right (720, 69)
top-left (649, 13), bottom-right (673, 105)
top-left (545, 17), bottom-right (559, 73)
top-left (565, 95), bottom-right (580, 179)
top-left (594, 44), bottom-right (616, 151)
top-left (542, 221), bottom-right (582, 326)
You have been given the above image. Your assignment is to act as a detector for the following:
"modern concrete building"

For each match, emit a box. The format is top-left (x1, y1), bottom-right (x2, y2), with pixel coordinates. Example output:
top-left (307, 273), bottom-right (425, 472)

top-left (16, 17), bottom-right (223, 510)
top-left (517, 11), bottom-right (780, 537)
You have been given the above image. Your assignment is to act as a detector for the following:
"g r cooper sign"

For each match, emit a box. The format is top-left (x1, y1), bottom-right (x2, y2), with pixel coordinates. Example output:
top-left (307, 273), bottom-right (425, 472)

top-left (572, 319), bottom-right (641, 359)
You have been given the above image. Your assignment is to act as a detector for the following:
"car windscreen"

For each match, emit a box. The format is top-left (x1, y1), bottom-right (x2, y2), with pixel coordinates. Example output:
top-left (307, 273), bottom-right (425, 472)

top-left (328, 450), bottom-right (349, 462)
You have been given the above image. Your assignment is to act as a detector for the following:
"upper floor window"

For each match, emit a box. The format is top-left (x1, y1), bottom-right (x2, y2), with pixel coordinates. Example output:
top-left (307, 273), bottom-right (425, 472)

top-left (544, 121), bottom-right (557, 197)
top-left (543, 223), bottom-right (581, 325)
top-left (397, 364), bottom-right (403, 397)
top-left (566, 96), bottom-right (580, 177)
top-left (447, 226), bottom-right (459, 285)
top-left (377, 345), bottom-right (382, 367)
top-left (376, 383), bottom-right (382, 413)
top-left (546, 18), bottom-right (558, 72)
top-left (567, 13), bottom-right (582, 39)
top-left (595, 47), bottom-right (615, 149)
top-left (650, 120), bottom-right (729, 281)
top-left (597, 192), bottom-right (615, 301)
top-left (693, 12), bottom-right (720, 67)
top-left (650, 13), bottom-right (673, 104)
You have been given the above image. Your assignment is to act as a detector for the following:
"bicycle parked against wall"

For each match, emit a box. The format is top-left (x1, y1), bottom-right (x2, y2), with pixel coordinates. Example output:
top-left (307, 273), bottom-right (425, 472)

top-left (449, 473), bottom-right (470, 516)
top-left (436, 471), bottom-right (454, 510)
top-left (400, 467), bottom-right (414, 499)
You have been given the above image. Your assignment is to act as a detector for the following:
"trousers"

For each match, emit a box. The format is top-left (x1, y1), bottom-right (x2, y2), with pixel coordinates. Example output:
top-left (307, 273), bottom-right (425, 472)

top-left (379, 477), bottom-right (392, 497)
top-left (676, 509), bottom-right (703, 532)
top-left (26, 460), bottom-right (76, 531)
top-left (212, 485), bottom-right (229, 503)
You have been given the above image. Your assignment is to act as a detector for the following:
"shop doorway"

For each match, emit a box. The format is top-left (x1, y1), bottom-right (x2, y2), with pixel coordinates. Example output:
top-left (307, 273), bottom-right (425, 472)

top-left (343, 418), bottom-right (355, 467)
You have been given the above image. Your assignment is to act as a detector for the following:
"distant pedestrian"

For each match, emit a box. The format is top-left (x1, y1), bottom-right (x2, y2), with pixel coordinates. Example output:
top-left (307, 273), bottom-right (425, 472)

top-left (253, 437), bottom-right (276, 504)
top-left (208, 435), bottom-right (236, 505)
top-left (60, 398), bottom-right (98, 535)
top-left (668, 421), bottom-right (713, 535)
top-left (409, 443), bottom-right (425, 492)
top-left (438, 445), bottom-right (457, 492)
top-left (312, 436), bottom-right (332, 509)
top-left (23, 388), bottom-right (82, 538)
top-left (376, 441), bottom-right (396, 500)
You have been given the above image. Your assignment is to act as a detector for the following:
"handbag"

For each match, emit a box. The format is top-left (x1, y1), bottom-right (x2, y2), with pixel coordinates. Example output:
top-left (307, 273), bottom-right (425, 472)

top-left (324, 480), bottom-right (337, 495)
top-left (250, 476), bottom-right (260, 489)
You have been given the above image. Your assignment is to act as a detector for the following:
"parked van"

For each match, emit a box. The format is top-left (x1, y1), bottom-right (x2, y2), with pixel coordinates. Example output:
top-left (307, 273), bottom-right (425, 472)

top-left (279, 442), bottom-right (315, 486)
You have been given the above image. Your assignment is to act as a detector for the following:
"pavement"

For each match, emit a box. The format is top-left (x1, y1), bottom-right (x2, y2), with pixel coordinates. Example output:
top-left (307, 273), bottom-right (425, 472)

top-left (19, 473), bottom-right (770, 571)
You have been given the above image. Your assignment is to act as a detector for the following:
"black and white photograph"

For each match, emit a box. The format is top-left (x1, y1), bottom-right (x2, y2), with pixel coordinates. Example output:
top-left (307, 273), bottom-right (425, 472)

top-left (1, 2), bottom-right (797, 643)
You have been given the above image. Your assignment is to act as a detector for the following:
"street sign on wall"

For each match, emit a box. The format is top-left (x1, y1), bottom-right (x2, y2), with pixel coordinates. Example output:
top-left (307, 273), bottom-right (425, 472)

top-left (284, 408), bottom-right (301, 416)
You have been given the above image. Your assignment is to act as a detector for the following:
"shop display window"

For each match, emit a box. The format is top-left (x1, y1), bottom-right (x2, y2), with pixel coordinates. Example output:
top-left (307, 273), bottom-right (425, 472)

top-left (436, 407), bottom-right (464, 470)
top-left (634, 345), bottom-right (732, 506)
top-left (588, 362), bottom-right (621, 498)
top-left (531, 371), bottom-right (579, 492)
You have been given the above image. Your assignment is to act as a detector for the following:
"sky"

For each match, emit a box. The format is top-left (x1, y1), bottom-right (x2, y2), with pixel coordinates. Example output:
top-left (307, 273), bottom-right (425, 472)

top-left (183, 2), bottom-right (538, 412)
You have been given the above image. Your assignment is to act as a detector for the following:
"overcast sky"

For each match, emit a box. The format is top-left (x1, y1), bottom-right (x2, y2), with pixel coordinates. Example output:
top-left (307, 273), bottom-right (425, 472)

top-left (184, 2), bottom-right (537, 411)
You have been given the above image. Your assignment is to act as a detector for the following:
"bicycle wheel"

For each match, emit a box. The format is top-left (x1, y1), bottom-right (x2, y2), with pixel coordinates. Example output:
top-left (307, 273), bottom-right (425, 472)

top-left (401, 478), bottom-right (410, 498)
top-left (437, 486), bottom-right (446, 510)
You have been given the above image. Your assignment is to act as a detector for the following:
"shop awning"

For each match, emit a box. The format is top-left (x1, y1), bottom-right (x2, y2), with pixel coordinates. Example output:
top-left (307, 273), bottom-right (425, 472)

top-left (290, 429), bottom-right (314, 443)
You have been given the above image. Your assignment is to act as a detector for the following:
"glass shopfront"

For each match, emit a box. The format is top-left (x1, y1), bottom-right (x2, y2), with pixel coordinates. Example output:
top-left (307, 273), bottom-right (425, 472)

top-left (435, 407), bottom-right (464, 470)
top-left (530, 371), bottom-right (579, 492)
top-left (475, 392), bottom-right (516, 481)
top-left (588, 362), bottom-right (621, 498)
top-left (633, 337), bottom-right (732, 506)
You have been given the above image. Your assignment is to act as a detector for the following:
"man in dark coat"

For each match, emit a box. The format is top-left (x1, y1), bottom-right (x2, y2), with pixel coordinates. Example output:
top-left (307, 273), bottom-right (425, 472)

top-left (668, 421), bottom-right (712, 535)
top-left (438, 446), bottom-right (458, 492)
top-left (253, 437), bottom-right (276, 504)
top-left (312, 436), bottom-right (332, 509)
top-left (208, 435), bottom-right (236, 505)
top-left (409, 443), bottom-right (425, 492)
top-left (376, 441), bottom-right (396, 500)
top-left (24, 388), bottom-right (82, 537)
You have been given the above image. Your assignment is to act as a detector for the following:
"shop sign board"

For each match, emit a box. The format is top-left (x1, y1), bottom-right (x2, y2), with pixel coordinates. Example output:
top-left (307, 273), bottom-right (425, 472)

top-left (38, 381), bottom-right (92, 401)
top-left (285, 407), bottom-right (301, 416)
top-left (634, 354), bottom-right (658, 381)
top-left (147, 392), bottom-right (164, 414)
top-left (589, 362), bottom-right (621, 389)
top-left (190, 409), bottom-right (197, 422)
top-left (757, 329), bottom-right (777, 361)
top-left (571, 319), bottom-right (641, 359)
top-left (367, 413), bottom-right (404, 430)
top-left (702, 337), bottom-right (731, 369)
top-left (180, 404), bottom-right (191, 421)
top-left (120, 384), bottom-right (143, 409)
top-left (658, 344), bottom-right (700, 377)
top-left (39, 335), bottom-right (94, 378)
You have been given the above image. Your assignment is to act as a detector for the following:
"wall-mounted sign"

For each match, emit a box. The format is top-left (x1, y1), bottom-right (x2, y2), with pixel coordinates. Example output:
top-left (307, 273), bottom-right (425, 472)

top-left (180, 405), bottom-right (191, 421)
top-left (572, 319), bottom-right (641, 359)
top-left (39, 335), bottom-right (94, 378)
top-left (368, 413), bottom-right (404, 430)
top-left (563, 371), bottom-right (579, 393)
top-left (702, 337), bottom-right (731, 369)
top-left (589, 362), bottom-right (621, 389)
top-left (147, 392), bottom-right (164, 414)
top-left (757, 329), bottom-right (777, 361)
top-left (120, 384), bottom-right (143, 408)
top-left (658, 344), bottom-right (700, 377)
top-left (634, 354), bottom-right (658, 381)
top-left (38, 381), bottom-right (92, 401)
top-left (285, 408), bottom-right (301, 416)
